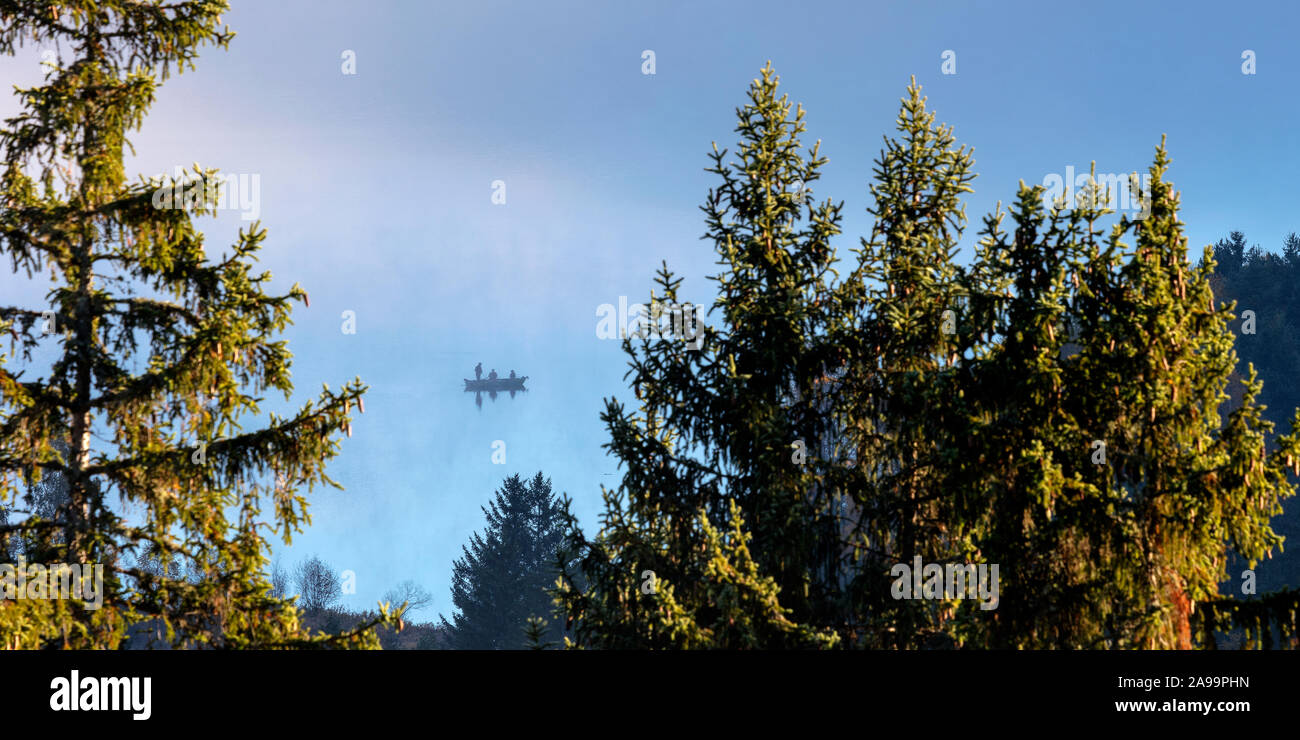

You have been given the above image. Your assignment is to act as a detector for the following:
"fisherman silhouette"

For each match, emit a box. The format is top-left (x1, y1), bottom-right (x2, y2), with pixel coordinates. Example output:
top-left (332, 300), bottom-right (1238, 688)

top-left (509, 370), bottom-right (516, 379)
top-left (474, 362), bottom-right (483, 381)
top-left (489, 369), bottom-right (498, 380)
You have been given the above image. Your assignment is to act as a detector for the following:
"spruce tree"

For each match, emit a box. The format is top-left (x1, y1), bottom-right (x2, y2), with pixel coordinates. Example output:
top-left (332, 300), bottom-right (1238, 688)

top-left (835, 78), bottom-right (978, 647)
top-left (956, 146), bottom-right (1300, 648)
top-left (441, 472), bottom-right (568, 649)
top-left (556, 63), bottom-right (851, 648)
top-left (951, 176), bottom-right (1112, 648)
top-left (0, 0), bottom-right (395, 648)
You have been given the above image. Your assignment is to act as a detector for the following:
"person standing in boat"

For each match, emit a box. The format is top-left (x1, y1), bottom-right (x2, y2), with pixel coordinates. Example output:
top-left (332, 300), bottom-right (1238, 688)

top-left (489, 369), bottom-right (498, 380)
top-left (509, 370), bottom-right (516, 379)
top-left (474, 362), bottom-right (483, 381)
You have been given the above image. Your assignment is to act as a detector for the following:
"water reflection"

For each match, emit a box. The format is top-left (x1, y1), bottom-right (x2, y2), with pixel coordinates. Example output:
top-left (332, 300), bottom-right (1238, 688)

top-left (470, 388), bottom-right (525, 408)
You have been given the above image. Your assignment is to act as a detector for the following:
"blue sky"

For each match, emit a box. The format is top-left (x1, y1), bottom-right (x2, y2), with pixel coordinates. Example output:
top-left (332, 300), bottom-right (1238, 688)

top-left (3, 0), bottom-right (1299, 618)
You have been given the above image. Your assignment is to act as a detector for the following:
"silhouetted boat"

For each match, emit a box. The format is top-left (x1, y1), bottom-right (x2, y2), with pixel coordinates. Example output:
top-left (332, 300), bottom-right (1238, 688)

top-left (464, 376), bottom-right (528, 392)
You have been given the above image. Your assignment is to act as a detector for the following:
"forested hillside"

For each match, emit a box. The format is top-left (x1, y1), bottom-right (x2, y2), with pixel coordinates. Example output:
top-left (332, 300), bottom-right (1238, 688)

top-left (1207, 231), bottom-right (1300, 592)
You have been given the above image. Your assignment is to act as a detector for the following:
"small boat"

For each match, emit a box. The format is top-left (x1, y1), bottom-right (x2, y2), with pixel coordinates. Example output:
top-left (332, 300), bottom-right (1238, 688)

top-left (464, 376), bottom-right (528, 392)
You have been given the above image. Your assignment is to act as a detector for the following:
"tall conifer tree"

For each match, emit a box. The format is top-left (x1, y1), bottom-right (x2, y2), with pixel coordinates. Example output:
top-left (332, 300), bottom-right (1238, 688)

top-left (0, 0), bottom-right (394, 648)
top-left (956, 147), bottom-right (1300, 648)
top-left (442, 473), bottom-right (568, 649)
top-left (556, 63), bottom-right (851, 648)
top-left (835, 79), bottom-right (977, 647)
